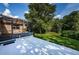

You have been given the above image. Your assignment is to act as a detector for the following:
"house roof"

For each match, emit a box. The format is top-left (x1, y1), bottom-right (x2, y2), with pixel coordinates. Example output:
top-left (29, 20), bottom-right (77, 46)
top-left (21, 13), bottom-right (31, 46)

top-left (0, 14), bottom-right (27, 22)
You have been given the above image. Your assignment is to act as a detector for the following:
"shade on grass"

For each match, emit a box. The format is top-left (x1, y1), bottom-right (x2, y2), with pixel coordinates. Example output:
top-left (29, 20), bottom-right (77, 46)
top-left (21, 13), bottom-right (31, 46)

top-left (34, 32), bottom-right (79, 51)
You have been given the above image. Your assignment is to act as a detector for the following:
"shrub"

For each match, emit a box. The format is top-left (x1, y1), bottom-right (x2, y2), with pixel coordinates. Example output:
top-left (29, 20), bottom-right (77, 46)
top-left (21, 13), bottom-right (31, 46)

top-left (61, 30), bottom-right (79, 40)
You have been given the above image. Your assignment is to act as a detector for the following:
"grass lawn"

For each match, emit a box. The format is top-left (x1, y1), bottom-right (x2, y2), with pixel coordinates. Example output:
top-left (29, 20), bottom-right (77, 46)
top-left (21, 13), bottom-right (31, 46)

top-left (34, 32), bottom-right (79, 51)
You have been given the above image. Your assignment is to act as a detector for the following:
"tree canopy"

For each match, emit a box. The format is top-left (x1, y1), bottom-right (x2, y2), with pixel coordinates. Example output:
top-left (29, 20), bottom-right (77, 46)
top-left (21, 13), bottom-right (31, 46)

top-left (62, 11), bottom-right (79, 32)
top-left (25, 3), bottom-right (56, 33)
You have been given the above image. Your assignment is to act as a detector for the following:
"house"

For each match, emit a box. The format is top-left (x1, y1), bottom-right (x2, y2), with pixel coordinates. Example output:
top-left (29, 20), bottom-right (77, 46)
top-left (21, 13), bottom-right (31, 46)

top-left (0, 14), bottom-right (28, 36)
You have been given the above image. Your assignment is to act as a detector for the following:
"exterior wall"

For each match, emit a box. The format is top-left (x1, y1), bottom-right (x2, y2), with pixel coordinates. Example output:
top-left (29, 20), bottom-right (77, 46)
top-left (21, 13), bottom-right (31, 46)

top-left (0, 21), bottom-right (12, 35)
top-left (0, 15), bottom-right (28, 35)
top-left (22, 22), bottom-right (27, 32)
top-left (13, 29), bottom-right (21, 34)
top-left (0, 20), bottom-right (27, 35)
top-left (3, 24), bottom-right (12, 34)
top-left (3, 23), bottom-right (27, 34)
top-left (13, 25), bottom-right (23, 34)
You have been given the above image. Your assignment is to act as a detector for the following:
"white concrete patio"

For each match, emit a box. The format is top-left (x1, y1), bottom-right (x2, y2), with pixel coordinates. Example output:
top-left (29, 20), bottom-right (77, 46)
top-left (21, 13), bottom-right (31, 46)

top-left (0, 35), bottom-right (79, 55)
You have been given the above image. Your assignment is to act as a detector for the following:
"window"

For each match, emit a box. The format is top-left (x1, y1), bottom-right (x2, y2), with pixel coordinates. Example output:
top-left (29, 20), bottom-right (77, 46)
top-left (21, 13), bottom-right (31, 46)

top-left (25, 24), bottom-right (27, 26)
top-left (13, 25), bottom-right (20, 29)
top-left (16, 26), bottom-right (19, 29)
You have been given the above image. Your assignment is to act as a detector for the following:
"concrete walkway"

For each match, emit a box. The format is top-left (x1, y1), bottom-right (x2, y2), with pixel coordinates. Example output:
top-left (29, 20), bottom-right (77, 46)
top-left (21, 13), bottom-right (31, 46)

top-left (0, 35), bottom-right (79, 55)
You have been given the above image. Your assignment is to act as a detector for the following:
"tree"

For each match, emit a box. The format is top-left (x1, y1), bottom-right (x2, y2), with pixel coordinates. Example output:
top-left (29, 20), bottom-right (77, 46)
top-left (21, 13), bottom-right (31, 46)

top-left (62, 11), bottom-right (79, 32)
top-left (51, 18), bottom-right (63, 34)
top-left (61, 11), bottom-right (79, 40)
top-left (24, 3), bottom-right (56, 33)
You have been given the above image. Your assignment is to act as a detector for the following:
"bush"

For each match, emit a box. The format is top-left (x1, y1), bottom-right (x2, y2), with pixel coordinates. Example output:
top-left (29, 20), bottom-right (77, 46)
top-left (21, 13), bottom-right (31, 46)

top-left (61, 30), bottom-right (79, 40)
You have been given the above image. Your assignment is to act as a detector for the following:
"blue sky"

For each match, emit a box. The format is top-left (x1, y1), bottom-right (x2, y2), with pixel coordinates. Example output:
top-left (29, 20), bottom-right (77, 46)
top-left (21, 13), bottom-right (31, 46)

top-left (55, 3), bottom-right (79, 18)
top-left (0, 3), bottom-right (28, 19)
top-left (0, 3), bottom-right (79, 19)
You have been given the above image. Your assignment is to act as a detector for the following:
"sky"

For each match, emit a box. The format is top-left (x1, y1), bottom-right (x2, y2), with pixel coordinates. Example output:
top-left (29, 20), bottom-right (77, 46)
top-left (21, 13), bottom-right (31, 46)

top-left (55, 3), bottom-right (79, 19)
top-left (0, 3), bottom-right (29, 19)
top-left (0, 3), bottom-right (79, 19)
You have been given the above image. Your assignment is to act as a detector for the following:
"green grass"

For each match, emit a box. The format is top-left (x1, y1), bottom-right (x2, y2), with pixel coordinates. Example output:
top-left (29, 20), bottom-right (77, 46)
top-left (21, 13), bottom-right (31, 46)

top-left (34, 32), bottom-right (79, 51)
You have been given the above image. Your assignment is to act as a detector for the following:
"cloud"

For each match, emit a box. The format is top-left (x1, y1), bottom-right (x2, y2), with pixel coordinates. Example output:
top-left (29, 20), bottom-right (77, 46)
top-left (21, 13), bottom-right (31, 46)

top-left (25, 10), bottom-right (29, 14)
top-left (2, 8), bottom-right (11, 16)
top-left (10, 15), bottom-right (19, 18)
top-left (2, 8), bottom-right (19, 18)
top-left (13, 16), bottom-right (19, 18)
top-left (3, 3), bottom-right (9, 7)
top-left (54, 15), bottom-right (62, 19)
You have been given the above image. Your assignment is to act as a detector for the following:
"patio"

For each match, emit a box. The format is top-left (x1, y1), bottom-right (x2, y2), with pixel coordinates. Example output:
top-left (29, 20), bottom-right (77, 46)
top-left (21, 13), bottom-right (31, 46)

top-left (0, 35), bottom-right (79, 55)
